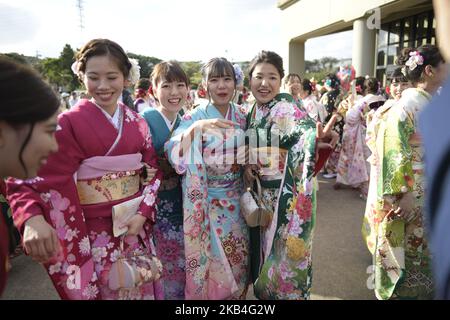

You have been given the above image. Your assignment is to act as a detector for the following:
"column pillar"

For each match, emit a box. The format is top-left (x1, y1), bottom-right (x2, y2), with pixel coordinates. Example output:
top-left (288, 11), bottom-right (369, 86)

top-left (288, 40), bottom-right (305, 76)
top-left (352, 18), bottom-right (376, 77)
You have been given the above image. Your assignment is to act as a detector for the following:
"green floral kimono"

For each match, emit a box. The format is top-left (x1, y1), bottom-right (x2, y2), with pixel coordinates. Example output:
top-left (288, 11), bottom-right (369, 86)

top-left (247, 93), bottom-right (317, 300)
top-left (372, 88), bottom-right (434, 300)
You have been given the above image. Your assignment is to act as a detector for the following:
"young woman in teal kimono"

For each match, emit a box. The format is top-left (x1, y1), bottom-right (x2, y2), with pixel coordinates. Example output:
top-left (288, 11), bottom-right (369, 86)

top-left (244, 51), bottom-right (318, 300)
top-left (141, 61), bottom-right (189, 299)
top-left (166, 58), bottom-right (250, 300)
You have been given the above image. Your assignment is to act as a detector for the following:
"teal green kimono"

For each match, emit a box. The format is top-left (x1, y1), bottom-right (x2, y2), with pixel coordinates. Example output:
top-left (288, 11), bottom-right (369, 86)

top-left (141, 108), bottom-right (185, 300)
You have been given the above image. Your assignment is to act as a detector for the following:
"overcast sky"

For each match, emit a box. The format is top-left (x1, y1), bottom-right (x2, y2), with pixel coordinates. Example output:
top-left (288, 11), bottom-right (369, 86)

top-left (0, 0), bottom-right (353, 62)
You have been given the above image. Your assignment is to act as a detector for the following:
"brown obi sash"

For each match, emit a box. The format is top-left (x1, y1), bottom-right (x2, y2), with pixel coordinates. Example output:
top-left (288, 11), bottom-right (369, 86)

top-left (77, 170), bottom-right (140, 205)
top-left (250, 147), bottom-right (288, 181)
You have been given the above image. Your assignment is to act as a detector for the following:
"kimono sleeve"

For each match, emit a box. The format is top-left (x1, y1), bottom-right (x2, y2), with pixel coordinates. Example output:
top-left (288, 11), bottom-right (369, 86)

top-left (6, 113), bottom-right (85, 234)
top-left (165, 111), bottom-right (201, 175)
top-left (379, 107), bottom-right (415, 196)
top-left (138, 119), bottom-right (163, 223)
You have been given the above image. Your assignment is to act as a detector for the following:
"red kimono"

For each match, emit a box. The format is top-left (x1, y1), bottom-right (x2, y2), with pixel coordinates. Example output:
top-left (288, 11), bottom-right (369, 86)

top-left (0, 182), bottom-right (9, 296)
top-left (6, 100), bottom-right (163, 300)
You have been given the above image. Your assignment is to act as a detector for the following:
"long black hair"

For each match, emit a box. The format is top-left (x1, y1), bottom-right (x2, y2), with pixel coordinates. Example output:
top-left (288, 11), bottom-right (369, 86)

top-left (0, 56), bottom-right (60, 175)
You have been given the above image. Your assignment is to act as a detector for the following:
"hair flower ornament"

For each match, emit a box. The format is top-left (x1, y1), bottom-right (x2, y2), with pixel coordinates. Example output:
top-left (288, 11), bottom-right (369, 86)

top-left (405, 51), bottom-right (424, 71)
top-left (233, 63), bottom-right (244, 86)
top-left (71, 60), bottom-right (80, 77)
top-left (128, 58), bottom-right (141, 85)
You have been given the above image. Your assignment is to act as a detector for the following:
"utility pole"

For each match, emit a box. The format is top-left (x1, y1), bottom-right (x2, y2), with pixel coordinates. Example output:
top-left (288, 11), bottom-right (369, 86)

top-left (77, 0), bottom-right (85, 33)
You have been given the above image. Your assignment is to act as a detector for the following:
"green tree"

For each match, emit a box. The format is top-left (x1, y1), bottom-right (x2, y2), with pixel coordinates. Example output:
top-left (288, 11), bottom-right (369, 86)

top-left (179, 61), bottom-right (202, 87)
top-left (38, 57), bottom-right (65, 89)
top-left (319, 56), bottom-right (339, 71)
top-left (127, 52), bottom-right (162, 79)
top-left (59, 44), bottom-right (79, 91)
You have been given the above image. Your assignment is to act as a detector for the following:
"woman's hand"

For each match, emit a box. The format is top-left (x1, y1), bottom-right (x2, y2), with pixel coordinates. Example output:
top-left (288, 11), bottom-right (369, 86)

top-left (394, 192), bottom-right (416, 221)
top-left (125, 214), bottom-right (147, 236)
top-left (196, 118), bottom-right (237, 133)
top-left (23, 215), bottom-right (61, 264)
top-left (141, 163), bottom-right (157, 186)
top-left (316, 122), bottom-right (324, 139)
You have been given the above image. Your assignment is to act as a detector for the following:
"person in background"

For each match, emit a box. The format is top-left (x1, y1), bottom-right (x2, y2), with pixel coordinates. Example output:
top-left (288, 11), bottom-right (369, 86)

top-left (60, 92), bottom-right (70, 110)
top-left (284, 73), bottom-right (302, 105)
top-left (299, 78), bottom-right (327, 123)
top-left (420, 0), bottom-right (450, 300)
top-left (335, 77), bottom-right (385, 199)
top-left (0, 56), bottom-right (60, 296)
top-left (69, 91), bottom-right (79, 108)
top-left (362, 67), bottom-right (412, 255)
top-left (320, 73), bottom-right (344, 179)
top-left (134, 78), bottom-right (155, 113)
top-left (370, 45), bottom-right (447, 300)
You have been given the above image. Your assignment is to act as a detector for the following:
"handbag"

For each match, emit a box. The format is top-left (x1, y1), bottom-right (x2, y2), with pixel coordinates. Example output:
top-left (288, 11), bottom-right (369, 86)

top-left (240, 176), bottom-right (272, 227)
top-left (108, 235), bottom-right (163, 291)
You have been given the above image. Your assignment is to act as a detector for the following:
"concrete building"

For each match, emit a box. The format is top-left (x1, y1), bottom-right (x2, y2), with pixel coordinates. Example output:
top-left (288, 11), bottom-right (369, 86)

top-left (278, 0), bottom-right (435, 84)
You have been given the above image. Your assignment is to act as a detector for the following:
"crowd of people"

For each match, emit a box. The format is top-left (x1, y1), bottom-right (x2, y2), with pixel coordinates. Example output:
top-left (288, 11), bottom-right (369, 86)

top-left (1, 0), bottom-right (450, 300)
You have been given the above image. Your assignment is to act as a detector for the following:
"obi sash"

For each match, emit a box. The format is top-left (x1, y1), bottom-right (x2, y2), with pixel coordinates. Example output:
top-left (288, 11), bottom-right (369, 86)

top-left (251, 146), bottom-right (287, 183)
top-left (76, 153), bottom-right (143, 205)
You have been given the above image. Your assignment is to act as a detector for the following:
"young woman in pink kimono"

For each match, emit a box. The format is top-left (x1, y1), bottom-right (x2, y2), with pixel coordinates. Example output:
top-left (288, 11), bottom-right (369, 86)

top-left (335, 78), bottom-right (385, 198)
top-left (6, 39), bottom-right (163, 300)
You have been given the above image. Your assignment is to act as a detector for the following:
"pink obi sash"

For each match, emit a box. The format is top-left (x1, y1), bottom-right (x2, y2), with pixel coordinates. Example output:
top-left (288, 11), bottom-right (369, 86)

top-left (76, 154), bottom-right (143, 205)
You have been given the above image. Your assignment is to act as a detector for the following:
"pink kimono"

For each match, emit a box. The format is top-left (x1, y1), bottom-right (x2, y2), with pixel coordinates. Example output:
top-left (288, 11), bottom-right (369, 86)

top-left (6, 100), bottom-right (163, 300)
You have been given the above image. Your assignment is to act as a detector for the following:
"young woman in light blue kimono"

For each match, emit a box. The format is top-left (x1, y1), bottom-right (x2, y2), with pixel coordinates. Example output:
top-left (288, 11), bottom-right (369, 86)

top-left (141, 61), bottom-right (189, 300)
top-left (166, 58), bottom-right (250, 300)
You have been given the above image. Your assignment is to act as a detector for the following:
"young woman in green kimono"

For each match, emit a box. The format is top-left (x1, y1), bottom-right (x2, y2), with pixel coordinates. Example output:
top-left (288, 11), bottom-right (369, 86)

top-left (244, 51), bottom-right (318, 300)
top-left (370, 45), bottom-right (447, 300)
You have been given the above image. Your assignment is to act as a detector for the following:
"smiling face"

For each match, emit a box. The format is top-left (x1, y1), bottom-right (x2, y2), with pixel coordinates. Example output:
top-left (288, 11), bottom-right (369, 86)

top-left (286, 75), bottom-right (301, 97)
top-left (249, 62), bottom-right (282, 106)
top-left (206, 74), bottom-right (235, 109)
top-left (0, 112), bottom-right (59, 179)
top-left (154, 78), bottom-right (188, 117)
top-left (390, 79), bottom-right (412, 100)
top-left (82, 55), bottom-right (126, 113)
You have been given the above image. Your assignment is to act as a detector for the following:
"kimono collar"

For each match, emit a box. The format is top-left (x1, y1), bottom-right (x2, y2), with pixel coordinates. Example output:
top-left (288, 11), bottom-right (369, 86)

top-left (90, 99), bottom-right (121, 130)
top-left (158, 109), bottom-right (178, 132)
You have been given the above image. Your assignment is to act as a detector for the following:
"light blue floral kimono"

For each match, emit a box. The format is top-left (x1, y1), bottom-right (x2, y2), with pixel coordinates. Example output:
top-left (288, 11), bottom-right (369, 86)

top-left (165, 103), bottom-right (250, 300)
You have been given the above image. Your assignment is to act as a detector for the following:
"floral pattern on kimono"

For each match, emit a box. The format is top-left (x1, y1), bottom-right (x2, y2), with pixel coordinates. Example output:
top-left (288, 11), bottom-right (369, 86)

top-left (141, 108), bottom-right (185, 300)
top-left (302, 95), bottom-right (328, 123)
top-left (362, 99), bottom-right (395, 254)
top-left (336, 96), bottom-right (373, 188)
top-left (320, 89), bottom-right (344, 173)
top-left (6, 100), bottom-right (163, 300)
top-left (166, 103), bottom-right (249, 300)
top-left (247, 93), bottom-right (317, 300)
top-left (371, 88), bottom-right (434, 300)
